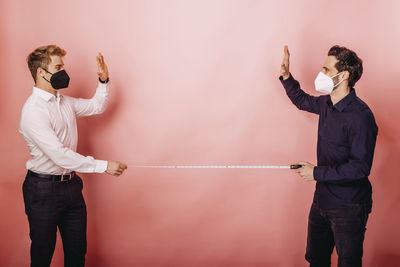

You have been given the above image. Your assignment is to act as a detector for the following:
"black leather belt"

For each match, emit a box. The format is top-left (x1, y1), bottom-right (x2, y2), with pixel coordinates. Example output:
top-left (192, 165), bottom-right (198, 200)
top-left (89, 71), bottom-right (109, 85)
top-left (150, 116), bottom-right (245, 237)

top-left (27, 170), bottom-right (75, 182)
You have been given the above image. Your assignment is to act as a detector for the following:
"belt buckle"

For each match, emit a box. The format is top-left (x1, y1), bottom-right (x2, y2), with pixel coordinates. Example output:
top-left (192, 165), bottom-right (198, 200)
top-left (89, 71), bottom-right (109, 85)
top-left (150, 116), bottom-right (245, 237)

top-left (60, 174), bottom-right (67, 182)
top-left (60, 172), bottom-right (74, 182)
top-left (60, 173), bottom-right (70, 182)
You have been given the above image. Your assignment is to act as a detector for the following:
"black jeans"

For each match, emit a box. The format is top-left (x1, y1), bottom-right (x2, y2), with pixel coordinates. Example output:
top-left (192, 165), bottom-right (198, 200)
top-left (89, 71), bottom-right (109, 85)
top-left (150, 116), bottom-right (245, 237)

top-left (22, 171), bottom-right (87, 267)
top-left (305, 202), bottom-right (369, 267)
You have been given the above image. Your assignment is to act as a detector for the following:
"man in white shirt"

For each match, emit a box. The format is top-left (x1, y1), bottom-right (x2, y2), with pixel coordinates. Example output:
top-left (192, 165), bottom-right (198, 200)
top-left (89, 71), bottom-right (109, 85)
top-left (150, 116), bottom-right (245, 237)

top-left (19, 45), bottom-right (127, 267)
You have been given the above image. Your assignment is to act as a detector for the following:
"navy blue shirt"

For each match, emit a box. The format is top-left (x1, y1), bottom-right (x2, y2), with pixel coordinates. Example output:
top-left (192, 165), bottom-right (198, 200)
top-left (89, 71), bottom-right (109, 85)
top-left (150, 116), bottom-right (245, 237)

top-left (280, 74), bottom-right (378, 212)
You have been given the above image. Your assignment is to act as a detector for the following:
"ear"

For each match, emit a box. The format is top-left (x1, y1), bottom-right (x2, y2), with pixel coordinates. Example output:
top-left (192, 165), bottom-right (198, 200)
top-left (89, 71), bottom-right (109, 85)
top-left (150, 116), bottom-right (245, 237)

top-left (35, 68), bottom-right (42, 82)
top-left (342, 70), bottom-right (350, 80)
top-left (36, 67), bottom-right (45, 78)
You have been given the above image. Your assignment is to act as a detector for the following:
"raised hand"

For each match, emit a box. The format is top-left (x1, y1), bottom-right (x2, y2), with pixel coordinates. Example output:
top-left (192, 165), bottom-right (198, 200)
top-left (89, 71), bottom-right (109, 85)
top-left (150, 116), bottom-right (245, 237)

top-left (280, 45), bottom-right (290, 80)
top-left (96, 52), bottom-right (109, 82)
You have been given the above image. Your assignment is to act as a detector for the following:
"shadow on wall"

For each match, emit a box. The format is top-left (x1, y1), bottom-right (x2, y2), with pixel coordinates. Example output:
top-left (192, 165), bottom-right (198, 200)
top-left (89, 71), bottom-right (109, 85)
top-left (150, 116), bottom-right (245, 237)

top-left (73, 77), bottom-right (123, 265)
top-left (369, 253), bottom-right (400, 267)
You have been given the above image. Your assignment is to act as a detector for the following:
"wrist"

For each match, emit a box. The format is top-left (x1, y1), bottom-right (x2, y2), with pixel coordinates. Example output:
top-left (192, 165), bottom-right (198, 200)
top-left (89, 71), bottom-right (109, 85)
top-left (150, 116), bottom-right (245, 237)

top-left (99, 77), bottom-right (109, 83)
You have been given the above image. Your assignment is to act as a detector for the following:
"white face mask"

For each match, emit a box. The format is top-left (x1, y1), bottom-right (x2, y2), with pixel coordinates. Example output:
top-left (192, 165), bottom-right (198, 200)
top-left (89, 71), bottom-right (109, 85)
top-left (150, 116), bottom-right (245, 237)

top-left (314, 71), bottom-right (344, 94)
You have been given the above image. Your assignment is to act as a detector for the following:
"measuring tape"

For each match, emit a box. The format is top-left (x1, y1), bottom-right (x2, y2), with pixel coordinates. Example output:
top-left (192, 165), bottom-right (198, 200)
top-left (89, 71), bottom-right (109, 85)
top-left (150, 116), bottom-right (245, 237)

top-left (132, 164), bottom-right (303, 169)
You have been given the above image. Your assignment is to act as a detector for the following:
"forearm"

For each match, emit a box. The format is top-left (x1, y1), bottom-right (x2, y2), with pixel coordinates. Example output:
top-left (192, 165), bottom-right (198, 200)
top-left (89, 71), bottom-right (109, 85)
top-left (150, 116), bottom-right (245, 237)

top-left (314, 160), bottom-right (371, 183)
top-left (49, 147), bottom-right (108, 173)
top-left (74, 81), bottom-right (109, 117)
top-left (279, 74), bottom-right (320, 114)
top-left (91, 80), bottom-right (109, 114)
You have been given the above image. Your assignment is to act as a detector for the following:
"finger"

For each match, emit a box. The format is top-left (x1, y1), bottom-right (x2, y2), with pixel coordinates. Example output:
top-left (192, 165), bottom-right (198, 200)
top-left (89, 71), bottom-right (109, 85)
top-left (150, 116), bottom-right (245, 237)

top-left (283, 45), bottom-right (290, 65)
top-left (283, 45), bottom-right (289, 57)
top-left (97, 58), bottom-right (102, 71)
top-left (298, 161), bottom-right (310, 166)
top-left (281, 54), bottom-right (287, 66)
top-left (284, 45), bottom-right (290, 58)
top-left (284, 45), bottom-right (289, 55)
top-left (295, 166), bottom-right (304, 171)
top-left (97, 53), bottom-right (104, 68)
top-left (98, 53), bottom-right (105, 66)
top-left (120, 163), bottom-right (127, 169)
top-left (99, 52), bottom-right (104, 64)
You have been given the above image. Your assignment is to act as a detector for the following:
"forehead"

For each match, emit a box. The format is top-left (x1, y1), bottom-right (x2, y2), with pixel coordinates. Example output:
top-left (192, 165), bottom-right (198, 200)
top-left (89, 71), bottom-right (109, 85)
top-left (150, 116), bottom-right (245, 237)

top-left (49, 55), bottom-right (64, 66)
top-left (323, 56), bottom-right (339, 71)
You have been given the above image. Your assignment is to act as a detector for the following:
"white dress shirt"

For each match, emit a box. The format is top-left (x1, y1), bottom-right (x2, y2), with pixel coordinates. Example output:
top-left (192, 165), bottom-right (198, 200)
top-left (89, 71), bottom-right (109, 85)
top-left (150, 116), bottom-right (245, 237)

top-left (19, 82), bottom-right (109, 175)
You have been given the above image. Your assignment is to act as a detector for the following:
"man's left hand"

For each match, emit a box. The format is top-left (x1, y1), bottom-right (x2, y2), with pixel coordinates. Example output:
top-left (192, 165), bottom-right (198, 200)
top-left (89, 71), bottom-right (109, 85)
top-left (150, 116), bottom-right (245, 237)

top-left (96, 52), bottom-right (109, 82)
top-left (295, 161), bottom-right (316, 182)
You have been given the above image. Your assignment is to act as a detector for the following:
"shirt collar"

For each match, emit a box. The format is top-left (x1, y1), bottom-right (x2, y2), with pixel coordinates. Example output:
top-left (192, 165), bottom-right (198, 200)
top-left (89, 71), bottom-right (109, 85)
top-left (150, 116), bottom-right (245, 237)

top-left (327, 89), bottom-right (357, 112)
top-left (33, 87), bottom-right (60, 102)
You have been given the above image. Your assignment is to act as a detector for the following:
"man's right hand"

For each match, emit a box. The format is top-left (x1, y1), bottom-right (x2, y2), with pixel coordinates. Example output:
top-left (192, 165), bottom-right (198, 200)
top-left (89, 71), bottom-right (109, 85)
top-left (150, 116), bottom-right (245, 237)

top-left (280, 45), bottom-right (290, 80)
top-left (106, 161), bottom-right (127, 176)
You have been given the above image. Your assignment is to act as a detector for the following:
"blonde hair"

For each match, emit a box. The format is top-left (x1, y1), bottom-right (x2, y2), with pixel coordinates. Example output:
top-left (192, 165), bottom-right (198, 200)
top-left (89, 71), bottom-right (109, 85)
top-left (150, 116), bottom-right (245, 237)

top-left (27, 45), bottom-right (67, 82)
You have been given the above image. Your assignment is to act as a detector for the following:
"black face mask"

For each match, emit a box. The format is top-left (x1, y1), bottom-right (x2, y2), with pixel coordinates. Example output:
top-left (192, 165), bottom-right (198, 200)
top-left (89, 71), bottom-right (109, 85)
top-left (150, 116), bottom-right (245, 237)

top-left (42, 68), bottom-right (70, 89)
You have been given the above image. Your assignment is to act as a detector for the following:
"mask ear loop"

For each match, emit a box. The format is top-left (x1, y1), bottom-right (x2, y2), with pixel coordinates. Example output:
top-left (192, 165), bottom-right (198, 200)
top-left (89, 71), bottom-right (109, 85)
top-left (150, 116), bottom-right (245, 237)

top-left (332, 71), bottom-right (345, 88)
top-left (41, 67), bottom-right (53, 83)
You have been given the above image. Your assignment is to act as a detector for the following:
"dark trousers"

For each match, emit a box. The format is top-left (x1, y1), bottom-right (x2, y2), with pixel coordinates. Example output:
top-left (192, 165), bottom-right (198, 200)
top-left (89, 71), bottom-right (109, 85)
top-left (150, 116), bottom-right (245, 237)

top-left (305, 202), bottom-right (369, 267)
top-left (22, 171), bottom-right (87, 267)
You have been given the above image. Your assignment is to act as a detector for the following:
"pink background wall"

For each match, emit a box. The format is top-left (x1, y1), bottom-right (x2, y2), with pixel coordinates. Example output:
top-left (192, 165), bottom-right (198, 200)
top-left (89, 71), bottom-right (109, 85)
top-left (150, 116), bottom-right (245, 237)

top-left (1, 0), bottom-right (399, 266)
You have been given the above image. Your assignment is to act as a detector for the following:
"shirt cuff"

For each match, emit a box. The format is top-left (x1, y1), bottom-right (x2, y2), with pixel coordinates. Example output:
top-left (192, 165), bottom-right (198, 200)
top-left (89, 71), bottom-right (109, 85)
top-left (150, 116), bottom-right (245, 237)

top-left (313, 166), bottom-right (325, 181)
top-left (99, 77), bottom-right (109, 84)
top-left (94, 160), bottom-right (108, 173)
top-left (279, 73), bottom-right (294, 84)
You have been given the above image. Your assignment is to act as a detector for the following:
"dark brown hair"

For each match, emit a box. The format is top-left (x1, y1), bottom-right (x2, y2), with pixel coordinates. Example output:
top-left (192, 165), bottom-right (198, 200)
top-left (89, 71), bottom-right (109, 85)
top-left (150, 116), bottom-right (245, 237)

top-left (27, 45), bottom-right (66, 82)
top-left (328, 45), bottom-right (363, 88)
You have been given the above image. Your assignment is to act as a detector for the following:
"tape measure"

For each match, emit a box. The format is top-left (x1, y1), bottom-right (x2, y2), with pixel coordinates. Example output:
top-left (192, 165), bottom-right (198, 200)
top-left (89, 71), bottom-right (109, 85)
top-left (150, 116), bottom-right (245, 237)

top-left (132, 164), bottom-right (302, 169)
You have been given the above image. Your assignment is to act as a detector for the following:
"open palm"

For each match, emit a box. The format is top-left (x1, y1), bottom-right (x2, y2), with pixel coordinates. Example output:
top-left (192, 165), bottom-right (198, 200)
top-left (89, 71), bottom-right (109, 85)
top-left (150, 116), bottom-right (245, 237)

top-left (280, 45), bottom-right (290, 79)
top-left (97, 52), bottom-right (109, 82)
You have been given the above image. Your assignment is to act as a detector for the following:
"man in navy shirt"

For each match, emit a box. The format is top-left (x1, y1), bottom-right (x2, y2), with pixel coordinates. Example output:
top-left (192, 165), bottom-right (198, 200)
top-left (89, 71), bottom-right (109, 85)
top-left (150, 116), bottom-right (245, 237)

top-left (279, 45), bottom-right (378, 267)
